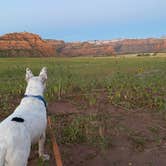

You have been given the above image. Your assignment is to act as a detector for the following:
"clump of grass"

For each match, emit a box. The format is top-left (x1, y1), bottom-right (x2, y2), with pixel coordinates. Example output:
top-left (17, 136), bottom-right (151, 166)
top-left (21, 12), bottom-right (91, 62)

top-left (37, 157), bottom-right (49, 166)
top-left (54, 112), bottom-right (112, 150)
top-left (107, 72), bottom-right (166, 111)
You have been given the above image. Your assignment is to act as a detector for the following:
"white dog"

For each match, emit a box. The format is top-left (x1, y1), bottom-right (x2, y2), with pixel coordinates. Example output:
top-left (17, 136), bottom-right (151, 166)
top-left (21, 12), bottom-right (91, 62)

top-left (0, 67), bottom-right (49, 166)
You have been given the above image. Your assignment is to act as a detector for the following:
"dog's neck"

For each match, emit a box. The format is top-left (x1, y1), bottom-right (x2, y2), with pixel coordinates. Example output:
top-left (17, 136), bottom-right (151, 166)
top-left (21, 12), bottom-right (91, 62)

top-left (24, 87), bottom-right (43, 96)
top-left (24, 79), bottom-right (44, 96)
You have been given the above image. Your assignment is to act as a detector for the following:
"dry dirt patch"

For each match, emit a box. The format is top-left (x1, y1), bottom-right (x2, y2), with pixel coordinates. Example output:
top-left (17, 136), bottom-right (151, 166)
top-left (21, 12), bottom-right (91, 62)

top-left (28, 100), bottom-right (166, 166)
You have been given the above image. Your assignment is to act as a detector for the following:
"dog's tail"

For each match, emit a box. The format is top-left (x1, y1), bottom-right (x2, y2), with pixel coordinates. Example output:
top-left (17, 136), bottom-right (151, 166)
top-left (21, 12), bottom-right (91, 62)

top-left (0, 144), bottom-right (6, 166)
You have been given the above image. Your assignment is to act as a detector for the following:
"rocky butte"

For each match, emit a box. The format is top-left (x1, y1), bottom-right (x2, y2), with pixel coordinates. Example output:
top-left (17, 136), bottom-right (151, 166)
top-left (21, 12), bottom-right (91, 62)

top-left (1, 32), bottom-right (166, 57)
top-left (0, 32), bottom-right (55, 57)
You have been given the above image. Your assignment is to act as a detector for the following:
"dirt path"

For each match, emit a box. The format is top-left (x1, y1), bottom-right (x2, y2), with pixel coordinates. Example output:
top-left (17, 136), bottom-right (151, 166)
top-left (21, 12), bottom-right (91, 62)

top-left (28, 100), bottom-right (166, 166)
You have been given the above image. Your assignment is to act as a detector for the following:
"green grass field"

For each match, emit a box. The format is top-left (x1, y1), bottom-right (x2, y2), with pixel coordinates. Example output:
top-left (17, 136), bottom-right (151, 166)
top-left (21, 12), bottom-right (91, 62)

top-left (0, 56), bottom-right (166, 113)
top-left (0, 56), bottom-right (166, 165)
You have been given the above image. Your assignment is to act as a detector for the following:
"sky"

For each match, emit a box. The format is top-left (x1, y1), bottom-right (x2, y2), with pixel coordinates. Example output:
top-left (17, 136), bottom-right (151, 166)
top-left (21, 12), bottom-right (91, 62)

top-left (0, 0), bottom-right (166, 41)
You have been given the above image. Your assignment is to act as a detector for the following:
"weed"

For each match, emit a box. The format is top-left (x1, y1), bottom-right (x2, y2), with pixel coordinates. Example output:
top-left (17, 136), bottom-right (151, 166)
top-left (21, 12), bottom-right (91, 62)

top-left (54, 112), bottom-right (112, 150)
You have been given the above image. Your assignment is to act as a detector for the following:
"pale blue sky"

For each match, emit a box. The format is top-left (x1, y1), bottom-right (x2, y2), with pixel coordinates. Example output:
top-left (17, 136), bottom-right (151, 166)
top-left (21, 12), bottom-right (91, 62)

top-left (0, 0), bottom-right (166, 41)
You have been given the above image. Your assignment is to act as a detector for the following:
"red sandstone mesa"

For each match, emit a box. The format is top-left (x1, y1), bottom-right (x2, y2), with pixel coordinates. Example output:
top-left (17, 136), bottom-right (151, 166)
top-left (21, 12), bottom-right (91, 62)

top-left (0, 32), bottom-right (55, 57)
top-left (1, 32), bottom-right (166, 57)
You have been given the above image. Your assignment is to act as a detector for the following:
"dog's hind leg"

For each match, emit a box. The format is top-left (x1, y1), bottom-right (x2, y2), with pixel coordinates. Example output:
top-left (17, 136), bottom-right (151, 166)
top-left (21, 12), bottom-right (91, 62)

top-left (5, 145), bottom-right (30, 166)
top-left (38, 132), bottom-right (50, 161)
top-left (0, 144), bottom-right (6, 166)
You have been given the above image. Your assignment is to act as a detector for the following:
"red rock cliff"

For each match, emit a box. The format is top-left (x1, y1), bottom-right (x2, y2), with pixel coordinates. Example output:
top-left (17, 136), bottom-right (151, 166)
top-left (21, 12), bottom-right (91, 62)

top-left (1, 32), bottom-right (166, 57)
top-left (57, 38), bottom-right (166, 56)
top-left (0, 32), bottom-right (55, 57)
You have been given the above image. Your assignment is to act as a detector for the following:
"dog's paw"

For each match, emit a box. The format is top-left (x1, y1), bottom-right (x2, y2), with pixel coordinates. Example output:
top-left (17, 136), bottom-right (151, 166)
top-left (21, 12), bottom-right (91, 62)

top-left (41, 154), bottom-right (50, 161)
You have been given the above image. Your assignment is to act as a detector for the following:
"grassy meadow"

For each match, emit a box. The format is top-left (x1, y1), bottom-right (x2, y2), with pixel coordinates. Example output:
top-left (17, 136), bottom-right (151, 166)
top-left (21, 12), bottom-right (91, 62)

top-left (0, 56), bottom-right (166, 165)
top-left (0, 56), bottom-right (165, 112)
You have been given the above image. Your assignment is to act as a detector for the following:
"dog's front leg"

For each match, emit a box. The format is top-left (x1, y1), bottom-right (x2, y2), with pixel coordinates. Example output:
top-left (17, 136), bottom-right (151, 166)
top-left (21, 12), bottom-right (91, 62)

top-left (38, 132), bottom-right (50, 161)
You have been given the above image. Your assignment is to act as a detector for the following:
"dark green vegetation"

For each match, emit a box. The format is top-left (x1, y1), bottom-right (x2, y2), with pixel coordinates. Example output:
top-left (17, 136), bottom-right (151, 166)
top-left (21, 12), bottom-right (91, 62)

top-left (137, 53), bottom-right (158, 56)
top-left (0, 56), bottom-right (166, 165)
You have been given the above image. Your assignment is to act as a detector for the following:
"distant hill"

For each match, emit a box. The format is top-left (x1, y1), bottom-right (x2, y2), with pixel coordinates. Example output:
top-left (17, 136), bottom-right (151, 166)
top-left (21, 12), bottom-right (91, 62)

top-left (56, 38), bottom-right (166, 56)
top-left (0, 32), bottom-right (55, 57)
top-left (1, 32), bottom-right (166, 57)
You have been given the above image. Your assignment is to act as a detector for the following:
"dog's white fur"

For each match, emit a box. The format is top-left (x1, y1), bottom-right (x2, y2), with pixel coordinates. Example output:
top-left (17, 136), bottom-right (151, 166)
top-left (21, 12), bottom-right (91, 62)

top-left (0, 67), bottom-right (49, 166)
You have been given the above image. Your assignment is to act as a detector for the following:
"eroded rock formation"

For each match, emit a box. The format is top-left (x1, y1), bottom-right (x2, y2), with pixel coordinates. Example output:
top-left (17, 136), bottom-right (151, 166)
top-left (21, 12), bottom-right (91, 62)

top-left (0, 32), bottom-right (55, 57)
top-left (1, 32), bottom-right (166, 57)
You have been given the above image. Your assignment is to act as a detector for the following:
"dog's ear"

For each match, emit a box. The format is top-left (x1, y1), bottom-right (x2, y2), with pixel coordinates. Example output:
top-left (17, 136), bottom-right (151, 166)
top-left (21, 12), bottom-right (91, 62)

top-left (25, 68), bottom-right (34, 81)
top-left (39, 67), bottom-right (47, 83)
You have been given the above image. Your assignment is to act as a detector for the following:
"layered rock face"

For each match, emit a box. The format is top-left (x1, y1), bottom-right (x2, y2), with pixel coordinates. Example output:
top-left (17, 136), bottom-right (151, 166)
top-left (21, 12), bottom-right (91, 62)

top-left (1, 32), bottom-right (166, 57)
top-left (0, 32), bottom-right (55, 57)
top-left (57, 38), bottom-right (166, 56)
top-left (58, 42), bottom-right (115, 56)
top-left (109, 38), bottom-right (166, 54)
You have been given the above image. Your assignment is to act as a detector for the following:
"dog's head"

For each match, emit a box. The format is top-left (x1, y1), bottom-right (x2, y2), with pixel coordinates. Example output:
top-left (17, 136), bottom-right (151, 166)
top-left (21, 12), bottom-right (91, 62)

top-left (25, 67), bottom-right (47, 95)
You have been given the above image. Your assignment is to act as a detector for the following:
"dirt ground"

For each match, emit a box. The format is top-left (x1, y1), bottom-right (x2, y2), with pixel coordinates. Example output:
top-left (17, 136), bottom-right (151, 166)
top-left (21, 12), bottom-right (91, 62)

top-left (27, 99), bottom-right (166, 166)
